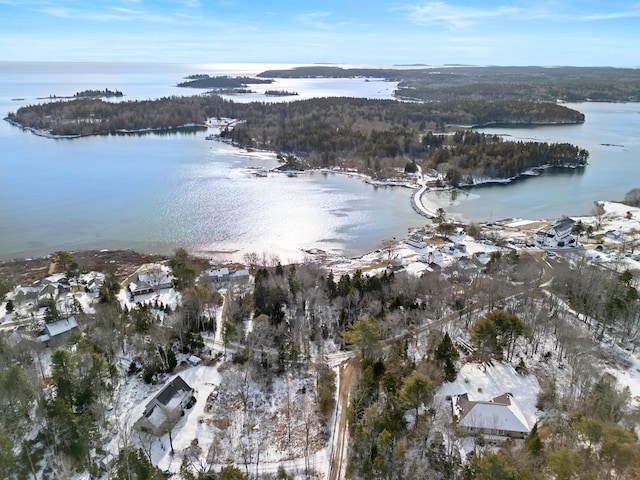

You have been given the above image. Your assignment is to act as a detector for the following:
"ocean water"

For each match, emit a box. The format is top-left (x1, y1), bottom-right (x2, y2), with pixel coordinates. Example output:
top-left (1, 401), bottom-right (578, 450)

top-left (0, 62), bottom-right (414, 261)
top-left (1, 62), bottom-right (639, 262)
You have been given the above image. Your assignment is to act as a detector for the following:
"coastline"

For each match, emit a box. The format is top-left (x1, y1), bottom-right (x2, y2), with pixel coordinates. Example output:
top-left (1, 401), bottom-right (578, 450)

top-left (3, 200), bottom-right (639, 281)
top-left (3, 116), bottom-right (208, 139)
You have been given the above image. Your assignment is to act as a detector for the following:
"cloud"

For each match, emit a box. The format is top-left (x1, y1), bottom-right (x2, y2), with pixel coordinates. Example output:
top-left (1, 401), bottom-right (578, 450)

top-left (579, 6), bottom-right (640, 21)
top-left (401, 1), bottom-right (640, 28)
top-left (295, 11), bottom-right (336, 30)
top-left (36, 6), bottom-right (166, 22)
top-left (401, 1), bottom-right (524, 29)
top-left (33, 3), bottom-right (217, 25)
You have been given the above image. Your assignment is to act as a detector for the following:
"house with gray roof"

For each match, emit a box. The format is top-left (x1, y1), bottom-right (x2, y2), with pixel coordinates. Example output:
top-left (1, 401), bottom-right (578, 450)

top-left (37, 316), bottom-right (79, 345)
top-left (535, 217), bottom-right (576, 248)
top-left (453, 392), bottom-right (531, 439)
top-left (135, 375), bottom-right (194, 435)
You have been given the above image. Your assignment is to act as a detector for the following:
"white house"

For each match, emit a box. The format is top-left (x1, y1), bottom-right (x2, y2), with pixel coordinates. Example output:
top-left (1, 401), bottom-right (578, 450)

top-left (407, 234), bottom-right (427, 249)
top-left (205, 267), bottom-right (230, 282)
top-left (229, 268), bottom-right (250, 282)
top-left (535, 217), bottom-right (576, 248)
top-left (453, 392), bottom-right (531, 439)
top-left (605, 229), bottom-right (623, 242)
top-left (205, 266), bottom-right (251, 285)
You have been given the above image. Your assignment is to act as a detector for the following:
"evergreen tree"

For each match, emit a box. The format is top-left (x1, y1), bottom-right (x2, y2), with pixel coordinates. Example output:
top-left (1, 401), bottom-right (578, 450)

top-left (0, 429), bottom-right (17, 479)
top-left (113, 447), bottom-right (164, 479)
top-left (524, 422), bottom-right (543, 457)
top-left (400, 373), bottom-right (434, 419)
top-left (99, 272), bottom-right (121, 304)
top-left (44, 298), bottom-right (59, 322)
top-left (0, 276), bottom-right (11, 302)
top-left (341, 318), bottom-right (381, 361)
top-left (169, 247), bottom-right (196, 291)
top-left (435, 332), bottom-right (460, 382)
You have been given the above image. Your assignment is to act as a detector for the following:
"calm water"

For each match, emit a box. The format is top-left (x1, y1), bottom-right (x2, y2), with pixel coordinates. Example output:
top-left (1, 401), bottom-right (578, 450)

top-left (1, 62), bottom-right (639, 262)
top-left (0, 62), bottom-right (413, 261)
top-left (425, 102), bottom-right (640, 222)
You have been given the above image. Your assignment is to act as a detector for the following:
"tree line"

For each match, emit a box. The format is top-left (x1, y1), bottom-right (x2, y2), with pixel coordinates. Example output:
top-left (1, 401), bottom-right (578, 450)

top-left (258, 65), bottom-right (640, 102)
top-left (2, 234), bottom-right (640, 477)
top-left (7, 94), bottom-right (588, 181)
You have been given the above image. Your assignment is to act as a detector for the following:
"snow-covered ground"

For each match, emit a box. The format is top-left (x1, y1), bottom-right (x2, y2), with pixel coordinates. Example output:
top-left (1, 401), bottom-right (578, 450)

top-left (438, 361), bottom-right (540, 432)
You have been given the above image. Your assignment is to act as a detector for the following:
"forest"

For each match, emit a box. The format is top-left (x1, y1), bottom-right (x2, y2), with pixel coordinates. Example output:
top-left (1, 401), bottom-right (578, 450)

top-left (257, 65), bottom-right (640, 102)
top-left (177, 76), bottom-right (274, 89)
top-left (1, 222), bottom-right (640, 478)
top-left (5, 94), bottom-right (587, 182)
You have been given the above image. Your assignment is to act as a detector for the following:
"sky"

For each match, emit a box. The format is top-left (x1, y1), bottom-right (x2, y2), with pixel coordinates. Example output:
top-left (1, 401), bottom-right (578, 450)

top-left (0, 0), bottom-right (639, 66)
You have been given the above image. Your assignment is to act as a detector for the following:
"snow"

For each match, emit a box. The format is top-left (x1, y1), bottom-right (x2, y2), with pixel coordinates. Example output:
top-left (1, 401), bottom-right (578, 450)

top-left (44, 316), bottom-right (78, 338)
top-left (105, 364), bottom-right (223, 471)
top-left (457, 399), bottom-right (529, 434)
top-left (117, 284), bottom-right (181, 320)
top-left (438, 361), bottom-right (540, 435)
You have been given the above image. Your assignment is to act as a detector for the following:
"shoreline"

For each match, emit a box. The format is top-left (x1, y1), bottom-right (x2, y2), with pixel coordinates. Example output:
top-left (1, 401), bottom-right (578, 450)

top-left (0, 119), bottom-right (597, 266)
top-left (3, 200), bottom-right (639, 279)
top-left (3, 117), bottom-right (208, 139)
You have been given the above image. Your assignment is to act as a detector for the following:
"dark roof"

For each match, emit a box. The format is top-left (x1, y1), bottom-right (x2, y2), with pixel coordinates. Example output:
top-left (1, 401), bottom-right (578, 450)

top-left (554, 217), bottom-right (575, 230)
top-left (155, 375), bottom-right (192, 407)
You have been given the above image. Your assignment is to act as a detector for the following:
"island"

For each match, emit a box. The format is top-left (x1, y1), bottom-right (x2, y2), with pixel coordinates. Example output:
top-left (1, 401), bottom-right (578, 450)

top-left (264, 89), bottom-right (298, 96)
top-left (36, 88), bottom-right (124, 100)
top-left (5, 92), bottom-right (587, 185)
top-left (176, 75), bottom-right (273, 89)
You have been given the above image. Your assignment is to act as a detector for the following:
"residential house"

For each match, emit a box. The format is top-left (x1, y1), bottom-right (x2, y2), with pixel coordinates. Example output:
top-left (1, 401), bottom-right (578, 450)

top-left (38, 316), bottom-right (79, 345)
top-left (77, 272), bottom-right (105, 296)
top-left (535, 217), bottom-right (576, 248)
top-left (205, 267), bottom-right (230, 283)
top-left (205, 266), bottom-right (251, 285)
top-left (605, 229), bottom-right (623, 242)
top-left (135, 375), bottom-right (194, 435)
top-left (229, 268), bottom-right (250, 283)
top-left (127, 265), bottom-right (173, 297)
top-left (453, 392), bottom-right (530, 439)
top-left (407, 234), bottom-right (427, 249)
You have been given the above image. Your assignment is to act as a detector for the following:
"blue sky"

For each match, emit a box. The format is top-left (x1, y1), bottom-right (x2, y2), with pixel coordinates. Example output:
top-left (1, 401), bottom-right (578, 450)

top-left (1, 0), bottom-right (639, 66)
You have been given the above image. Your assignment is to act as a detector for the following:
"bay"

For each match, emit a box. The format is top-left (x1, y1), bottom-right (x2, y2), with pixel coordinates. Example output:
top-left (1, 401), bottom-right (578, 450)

top-left (2, 62), bottom-right (639, 263)
top-left (424, 102), bottom-right (640, 222)
top-left (0, 62), bottom-right (414, 262)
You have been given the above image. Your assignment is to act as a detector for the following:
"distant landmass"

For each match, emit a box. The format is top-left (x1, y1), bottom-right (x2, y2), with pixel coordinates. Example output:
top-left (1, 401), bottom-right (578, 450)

top-left (258, 65), bottom-right (640, 103)
top-left (177, 75), bottom-right (273, 89)
top-left (36, 88), bottom-right (124, 100)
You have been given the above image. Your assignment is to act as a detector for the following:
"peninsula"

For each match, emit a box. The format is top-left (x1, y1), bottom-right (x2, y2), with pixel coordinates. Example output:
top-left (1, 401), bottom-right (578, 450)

top-left (4, 92), bottom-right (587, 186)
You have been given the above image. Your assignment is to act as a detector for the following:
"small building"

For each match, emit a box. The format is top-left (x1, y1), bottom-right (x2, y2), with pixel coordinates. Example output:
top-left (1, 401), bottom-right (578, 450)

top-left (535, 217), bottom-right (576, 248)
top-left (453, 392), bottom-right (530, 439)
top-left (605, 229), bottom-right (623, 241)
top-left (188, 355), bottom-right (202, 366)
top-left (135, 375), bottom-right (194, 435)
